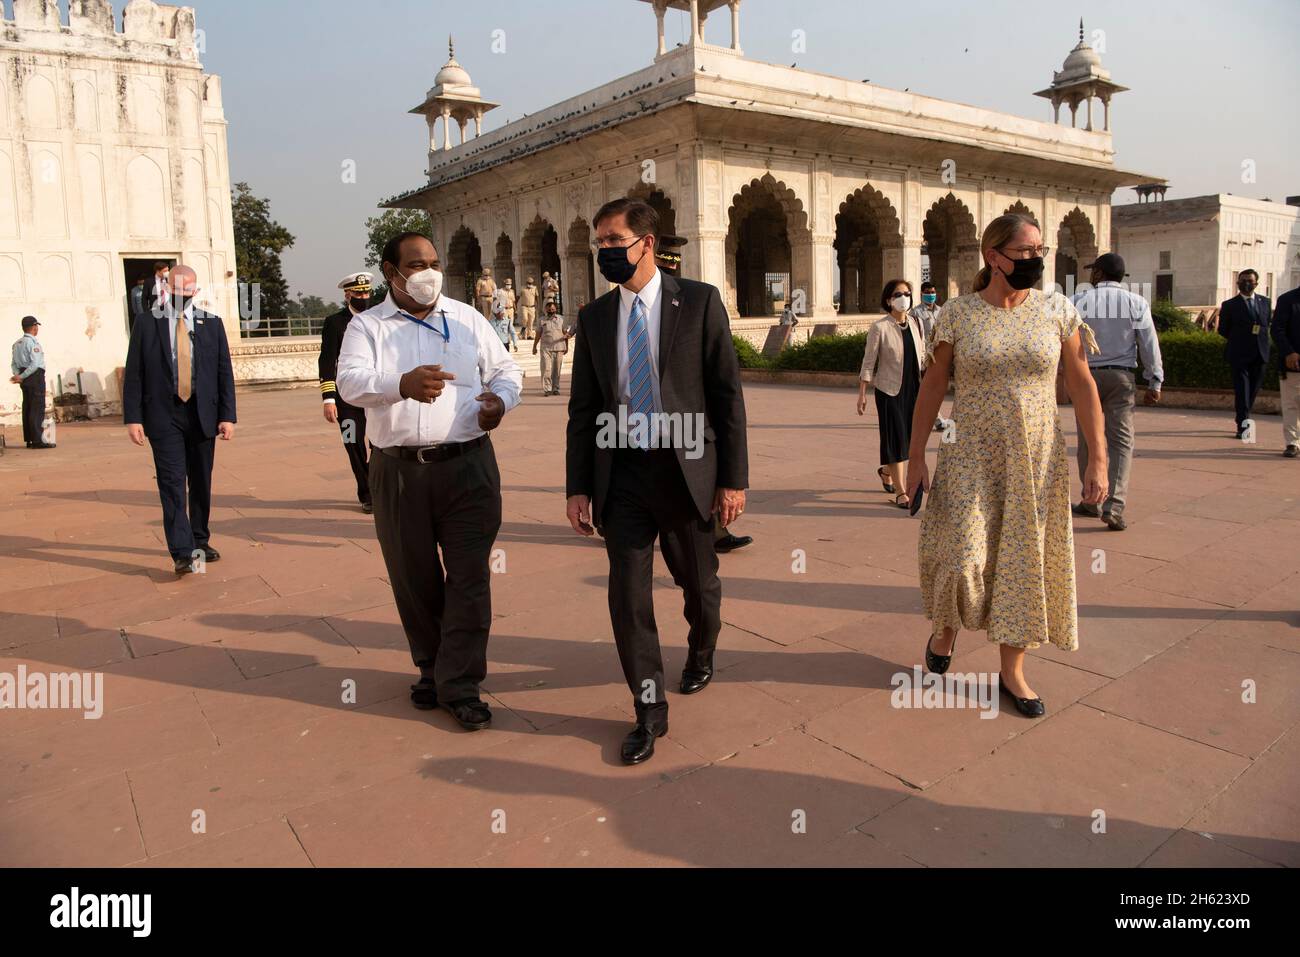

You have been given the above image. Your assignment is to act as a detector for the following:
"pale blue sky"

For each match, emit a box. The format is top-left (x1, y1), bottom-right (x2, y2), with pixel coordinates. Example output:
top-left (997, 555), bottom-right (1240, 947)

top-left (87, 1), bottom-right (1300, 297)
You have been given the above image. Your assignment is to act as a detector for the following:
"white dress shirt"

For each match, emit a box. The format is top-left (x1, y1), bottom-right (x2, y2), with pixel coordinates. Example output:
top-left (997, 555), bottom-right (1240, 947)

top-left (335, 293), bottom-right (523, 447)
top-left (616, 267), bottom-right (664, 413)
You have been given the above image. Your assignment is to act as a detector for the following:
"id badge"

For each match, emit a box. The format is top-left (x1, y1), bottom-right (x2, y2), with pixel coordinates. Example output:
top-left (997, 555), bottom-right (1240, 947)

top-left (1251, 324), bottom-right (1261, 335)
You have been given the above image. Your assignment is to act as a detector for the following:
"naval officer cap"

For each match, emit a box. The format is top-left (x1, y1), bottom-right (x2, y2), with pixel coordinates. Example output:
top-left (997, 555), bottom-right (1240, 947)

top-left (337, 272), bottom-right (374, 293)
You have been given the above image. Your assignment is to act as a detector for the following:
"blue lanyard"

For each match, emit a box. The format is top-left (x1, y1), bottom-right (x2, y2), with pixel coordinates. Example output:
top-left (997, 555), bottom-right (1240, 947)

top-left (400, 308), bottom-right (450, 342)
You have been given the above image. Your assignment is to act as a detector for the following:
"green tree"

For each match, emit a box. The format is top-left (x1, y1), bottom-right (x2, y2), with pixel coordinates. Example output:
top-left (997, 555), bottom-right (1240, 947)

top-left (364, 208), bottom-right (432, 269)
top-left (232, 182), bottom-right (295, 321)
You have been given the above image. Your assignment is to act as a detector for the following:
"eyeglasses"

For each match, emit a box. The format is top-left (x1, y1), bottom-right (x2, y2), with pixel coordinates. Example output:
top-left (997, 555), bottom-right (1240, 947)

top-left (998, 244), bottom-right (1050, 259)
top-left (591, 234), bottom-right (646, 251)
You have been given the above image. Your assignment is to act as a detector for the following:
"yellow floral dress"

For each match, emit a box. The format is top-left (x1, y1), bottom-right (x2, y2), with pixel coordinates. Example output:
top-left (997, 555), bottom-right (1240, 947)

top-left (918, 289), bottom-right (1096, 650)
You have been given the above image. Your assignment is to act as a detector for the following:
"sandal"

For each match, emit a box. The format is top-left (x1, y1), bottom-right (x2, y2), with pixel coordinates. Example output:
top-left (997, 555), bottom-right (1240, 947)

top-left (409, 678), bottom-right (439, 711)
top-left (894, 493), bottom-right (910, 509)
top-left (877, 466), bottom-right (895, 494)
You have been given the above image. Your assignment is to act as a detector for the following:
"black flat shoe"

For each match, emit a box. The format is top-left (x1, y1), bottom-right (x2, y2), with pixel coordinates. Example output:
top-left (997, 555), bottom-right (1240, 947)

top-left (924, 633), bottom-right (956, 675)
top-left (621, 720), bottom-right (668, 765)
top-left (410, 679), bottom-right (438, 711)
top-left (999, 675), bottom-right (1046, 717)
top-left (361, 502), bottom-right (374, 514)
top-left (1071, 502), bottom-right (1101, 518)
top-left (714, 533), bottom-right (753, 553)
top-left (443, 697), bottom-right (491, 730)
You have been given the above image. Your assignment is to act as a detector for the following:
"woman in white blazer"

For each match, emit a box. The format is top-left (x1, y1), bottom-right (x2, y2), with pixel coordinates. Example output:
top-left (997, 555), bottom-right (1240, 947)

top-left (857, 279), bottom-right (927, 507)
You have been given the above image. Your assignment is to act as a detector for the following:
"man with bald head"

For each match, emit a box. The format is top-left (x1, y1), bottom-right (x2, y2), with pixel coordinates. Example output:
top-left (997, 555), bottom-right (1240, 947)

top-left (123, 264), bottom-right (237, 575)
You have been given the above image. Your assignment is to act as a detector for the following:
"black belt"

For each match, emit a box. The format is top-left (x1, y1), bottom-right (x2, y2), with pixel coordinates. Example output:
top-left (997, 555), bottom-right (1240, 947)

top-left (1092, 365), bottom-right (1137, 373)
top-left (375, 434), bottom-right (487, 464)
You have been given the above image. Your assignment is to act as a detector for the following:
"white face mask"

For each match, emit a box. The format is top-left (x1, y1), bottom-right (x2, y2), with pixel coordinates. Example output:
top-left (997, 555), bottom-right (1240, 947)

top-left (891, 295), bottom-right (911, 313)
top-left (395, 267), bottom-right (442, 307)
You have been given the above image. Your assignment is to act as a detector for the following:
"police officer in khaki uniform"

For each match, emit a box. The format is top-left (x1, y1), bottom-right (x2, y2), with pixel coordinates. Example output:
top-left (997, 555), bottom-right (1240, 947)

top-left (541, 271), bottom-right (559, 308)
top-left (474, 267), bottom-right (496, 320)
top-left (518, 276), bottom-right (539, 339)
top-left (532, 299), bottom-right (573, 396)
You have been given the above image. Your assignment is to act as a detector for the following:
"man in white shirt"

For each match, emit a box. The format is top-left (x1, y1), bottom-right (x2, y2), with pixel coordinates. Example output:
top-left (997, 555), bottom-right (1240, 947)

top-left (336, 232), bottom-right (522, 731)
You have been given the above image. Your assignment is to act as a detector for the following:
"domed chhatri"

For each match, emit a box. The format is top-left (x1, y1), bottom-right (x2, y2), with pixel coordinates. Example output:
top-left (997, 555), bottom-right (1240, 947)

top-left (1034, 18), bottom-right (1129, 131)
top-left (410, 35), bottom-right (499, 152)
top-left (433, 37), bottom-right (473, 89)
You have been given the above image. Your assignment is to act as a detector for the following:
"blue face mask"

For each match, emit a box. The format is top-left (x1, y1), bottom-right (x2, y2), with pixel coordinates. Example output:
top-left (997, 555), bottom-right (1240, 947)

top-left (922, 293), bottom-right (937, 305)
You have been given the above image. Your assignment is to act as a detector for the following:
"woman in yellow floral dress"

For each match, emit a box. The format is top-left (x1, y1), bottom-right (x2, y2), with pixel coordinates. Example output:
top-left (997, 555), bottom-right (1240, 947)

top-left (905, 213), bottom-right (1108, 717)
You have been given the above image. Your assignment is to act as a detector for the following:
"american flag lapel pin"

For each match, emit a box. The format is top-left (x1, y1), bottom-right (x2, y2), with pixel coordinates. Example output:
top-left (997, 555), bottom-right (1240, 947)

top-left (672, 299), bottom-right (680, 307)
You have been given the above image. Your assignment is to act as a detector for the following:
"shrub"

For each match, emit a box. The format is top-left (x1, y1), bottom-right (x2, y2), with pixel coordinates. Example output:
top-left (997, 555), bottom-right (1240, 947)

top-left (774, 332), bottom-right (868, 373)
top-left (1151, 298), bottom-right (1197, 334)
top-left (1145, 331), bottom-right (1280, 391)
top-left (731, 334), bottom-right (771, 369)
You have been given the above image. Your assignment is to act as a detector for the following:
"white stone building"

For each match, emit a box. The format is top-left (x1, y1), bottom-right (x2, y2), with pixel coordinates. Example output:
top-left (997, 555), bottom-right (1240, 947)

top-left (0, 0), bottom-right (237, 425)
top-left (386, 1), bottom-right (1155, 344)
top-left (1111, 194), bottom-right (1300, 309)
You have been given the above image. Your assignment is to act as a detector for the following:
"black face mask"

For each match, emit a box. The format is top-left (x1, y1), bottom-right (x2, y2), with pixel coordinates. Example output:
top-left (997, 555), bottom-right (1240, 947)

top-left (1238, 279), bottom-right (1256, 294)
top-left (998, 254), bottom-right (1044, 291)
top-left (349, 296), bottom-right (371, 312)
top-left (597, 237), bottom-right (647, 285)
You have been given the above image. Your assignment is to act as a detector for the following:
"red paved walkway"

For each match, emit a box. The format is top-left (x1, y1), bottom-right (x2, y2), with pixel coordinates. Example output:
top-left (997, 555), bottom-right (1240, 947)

top-left (1, 381), bottom-right (1296, 866)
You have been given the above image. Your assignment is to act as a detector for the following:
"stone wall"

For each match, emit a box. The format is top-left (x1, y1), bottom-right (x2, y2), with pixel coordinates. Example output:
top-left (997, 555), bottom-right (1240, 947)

top-left (0, 0), bottom-right (237, 426)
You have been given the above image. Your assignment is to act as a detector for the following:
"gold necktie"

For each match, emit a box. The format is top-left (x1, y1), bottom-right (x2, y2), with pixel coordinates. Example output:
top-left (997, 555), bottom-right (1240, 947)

top-left (176, 315), bottom-right (192, 402)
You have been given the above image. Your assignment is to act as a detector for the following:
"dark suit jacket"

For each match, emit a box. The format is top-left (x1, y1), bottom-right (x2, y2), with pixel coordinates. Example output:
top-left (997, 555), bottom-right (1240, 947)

top-left (318, 307), bottom-right (354, 403)
top-left (1218, 294), bottom-right (1272, 366)
top-left (565, 271), bottom-right (748, 524)
top-left (123, 307), bottom-right (236, 440)
top-left (1270, 287), bottom-right (1300, 378)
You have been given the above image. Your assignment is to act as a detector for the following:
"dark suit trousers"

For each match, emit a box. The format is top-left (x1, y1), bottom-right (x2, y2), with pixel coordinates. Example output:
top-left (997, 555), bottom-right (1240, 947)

top-left (1231, 360), bottom-right (1265, 429)
top-left (150, 396), bottom-right (215, 560)
top-left (335, 400), bottom-right (371, 505)
top-left (601, 447), bottom-right (721, 721)
top-left (369, 440), bottom-right (502, 703)
top-left (20, 369), bottom-right (45, 445)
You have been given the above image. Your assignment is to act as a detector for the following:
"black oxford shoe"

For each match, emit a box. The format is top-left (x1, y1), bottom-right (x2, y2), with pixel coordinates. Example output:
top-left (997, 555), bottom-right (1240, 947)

top-left (199, 545), bottom-right (221, 562)
top-left (621, 720), bottom-right (668, 765)
top-left (715, 533), bottom-right (753, 553)
top-left (999, 676), bottom-right (1046, 718)
top-left (679, 666), bottom-right (714, 695)
top-left (174, 557), bottom-right (196, 575)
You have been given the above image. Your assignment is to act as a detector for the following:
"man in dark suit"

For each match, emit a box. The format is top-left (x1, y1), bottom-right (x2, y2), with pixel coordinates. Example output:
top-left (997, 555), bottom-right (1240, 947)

top-left (1271, 282), bottom-right (1300, 457)
top-left (565, 198), bottom-right (748, 765)
top-left (319, 271), bottom-right (374, 512)
top-left (123, 265), bottom-right (237, 574)
top-left (1218, 268), bottom-right (1272, 439)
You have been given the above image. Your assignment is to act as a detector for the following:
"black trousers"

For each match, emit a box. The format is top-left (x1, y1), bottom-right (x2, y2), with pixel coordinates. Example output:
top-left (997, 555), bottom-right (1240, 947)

top-left (370, 439), bottom-right (502, 702)
top-left (1231, 360), bottom-right (1265, 430)
top-left (20, 369), bottom-right (45, 445)
top-left (600, 448), bottom-right (721, 721)
top-left (149, 397), bottom-right (215, 560)
top-left (335, 400), bottom-right (371, 505)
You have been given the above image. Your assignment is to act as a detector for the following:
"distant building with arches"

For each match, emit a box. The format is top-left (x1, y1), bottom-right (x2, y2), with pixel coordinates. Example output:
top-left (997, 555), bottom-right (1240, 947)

top-left (386, 2), bottom-right (1156, 341)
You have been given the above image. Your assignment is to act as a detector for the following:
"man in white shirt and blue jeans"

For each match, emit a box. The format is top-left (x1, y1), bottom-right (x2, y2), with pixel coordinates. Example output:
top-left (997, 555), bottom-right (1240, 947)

top-left (1069, 253), bottom-right (1163, 532)
top-left (337, 232), bottom-right (523, 730)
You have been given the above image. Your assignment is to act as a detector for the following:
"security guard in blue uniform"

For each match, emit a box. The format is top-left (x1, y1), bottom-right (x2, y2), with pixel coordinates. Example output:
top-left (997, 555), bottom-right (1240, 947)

top-left (319, 272), bottom-right (375, 512)
top-left (10, 316), bottom-right (54, 449)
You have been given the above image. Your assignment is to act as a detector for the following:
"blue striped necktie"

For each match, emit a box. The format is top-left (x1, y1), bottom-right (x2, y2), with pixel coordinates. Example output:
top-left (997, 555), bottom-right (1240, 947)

top-left (627, 295), bottom-right (653, 446)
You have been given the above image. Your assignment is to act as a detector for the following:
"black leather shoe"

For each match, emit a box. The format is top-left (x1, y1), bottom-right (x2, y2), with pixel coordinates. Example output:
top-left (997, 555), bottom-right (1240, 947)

top-left (924, 633), bottom-right (956, 675)
top-left (174, 557), bottom-right (196, 575)
top-left (1102, 512), bottom-right (1127, 531)
top-left (1285, 445), bottom-right (1299, 458)
top-left (1071, 502), bottom-right (1100, 518)
top-left (679, 655), bottom-right (714, 695)
top-left (714, 533), bottom-right (753, 553)
top-left (361, 501), bottom-right (374, 514)
top-left (443, 697), bottom-right (491, 730)
top-left (199, 545), bottom-right (220, 562)
top-left (999, 676), bottom-right (1046, 717)
top-left (31, 441), bottom-right (56, 449)
top-left (621, 720), bottom-right (668, 765)
top-left (410, 678), bottom-right (438, 711)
